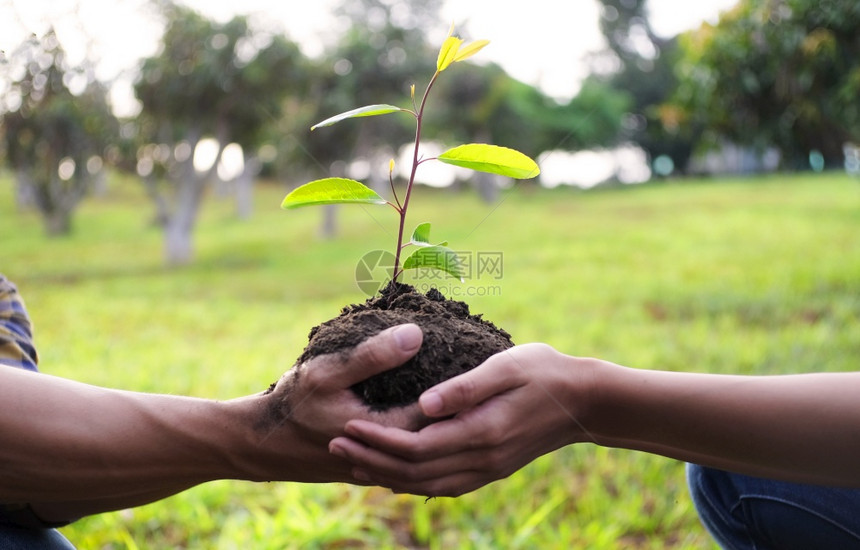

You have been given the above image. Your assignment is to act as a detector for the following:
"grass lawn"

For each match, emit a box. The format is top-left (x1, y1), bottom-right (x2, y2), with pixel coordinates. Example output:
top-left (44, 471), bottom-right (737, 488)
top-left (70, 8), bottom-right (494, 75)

top-left (2, 171), bottom-right (859, 549)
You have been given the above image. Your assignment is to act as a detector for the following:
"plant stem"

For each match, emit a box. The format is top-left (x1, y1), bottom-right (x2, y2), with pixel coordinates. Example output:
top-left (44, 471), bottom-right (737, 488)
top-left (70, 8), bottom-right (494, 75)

top-left (392, 72), bottom-right (440, 282)
top-left (389, 171), bottom-right (402, 210)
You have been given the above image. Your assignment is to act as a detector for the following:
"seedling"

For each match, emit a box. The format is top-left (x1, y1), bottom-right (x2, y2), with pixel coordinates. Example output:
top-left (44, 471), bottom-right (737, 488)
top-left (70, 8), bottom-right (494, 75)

top-left (282, 26), bottom-right (540, 286)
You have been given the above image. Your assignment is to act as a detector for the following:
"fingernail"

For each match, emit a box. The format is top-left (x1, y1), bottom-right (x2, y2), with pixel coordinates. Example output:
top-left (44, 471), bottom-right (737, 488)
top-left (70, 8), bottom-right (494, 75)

top-left (420, 390), bottom-right (443, 415)
top-left (392, 324), bottom-right (422, 351)
top-left (329, 441), bottom-right (345, 457)
top-left (353, 469), bottom-right (371, 482)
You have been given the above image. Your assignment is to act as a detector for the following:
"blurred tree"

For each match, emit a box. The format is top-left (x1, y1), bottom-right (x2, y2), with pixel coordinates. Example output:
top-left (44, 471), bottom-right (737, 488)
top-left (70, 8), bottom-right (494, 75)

top-left (134, 2), bottom-right (307, 264)
top-left (296, 0), bottom-right (441, 236)
top-left (674, 0), bottom-right (860, 168)
top-left (427, 63), bottom-right (629, 193)
top-left (217, 21), bottom-right (310, 219)
top-left (0, 30), bottom-right (117, 235)
top-left (593, 0), bottom-right (695, 174)
top-left (295, 0), bottom-right (625, 207)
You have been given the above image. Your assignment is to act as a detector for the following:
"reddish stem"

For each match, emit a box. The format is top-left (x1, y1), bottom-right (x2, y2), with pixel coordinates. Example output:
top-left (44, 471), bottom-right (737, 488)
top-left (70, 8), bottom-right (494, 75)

top-left (392, 72), bottom-right (440, 282)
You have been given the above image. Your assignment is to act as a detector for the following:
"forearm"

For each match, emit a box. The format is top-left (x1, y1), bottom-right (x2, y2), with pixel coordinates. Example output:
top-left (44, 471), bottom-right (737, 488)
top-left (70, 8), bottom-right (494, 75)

top-left (587, 362), bottom-right (860, 486)
top-left (29, 484), bottom-right (198, 524)
top-left (0, 368), bottom-right (253, 520)
top-left (0, 316), bottom-right (423, 521)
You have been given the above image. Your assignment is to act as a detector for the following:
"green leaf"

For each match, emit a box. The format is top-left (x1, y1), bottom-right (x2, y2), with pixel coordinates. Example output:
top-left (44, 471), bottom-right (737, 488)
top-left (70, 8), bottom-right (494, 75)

top-left (310, 104), bottom-right (404, 130)
top-left (437, 144), bottom-right (541, 179)
top-left (281, 178), bottom-right (386, 209)
top-left (410, 222), bottom-right (448, 247)
top-left (411, 222), bottom-right (432, 245)
top-left (403, 245), bottom-right (465, 282)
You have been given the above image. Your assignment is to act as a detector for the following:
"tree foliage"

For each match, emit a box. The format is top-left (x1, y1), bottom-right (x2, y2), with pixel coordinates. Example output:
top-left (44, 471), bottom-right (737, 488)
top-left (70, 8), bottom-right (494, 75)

top-left (427, 63), bottom-right (629, 162)
top-left (594, 0), bottom-right (695, 173)
top-left (133, 2), bottom-right (307, 264)
top-left (0, 0), bottom-right (654, 253)
top-left (297, 0), bottom-right (441, 184)
top-left (674, 0), bottom-right (860, 167)
top-left (0, 30), bottom-right (117, 235)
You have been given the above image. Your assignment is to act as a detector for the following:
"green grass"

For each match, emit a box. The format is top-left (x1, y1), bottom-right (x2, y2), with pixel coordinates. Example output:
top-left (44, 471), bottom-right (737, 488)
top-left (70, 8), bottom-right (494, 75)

top-left (2, 171), bottom-right (859, 548)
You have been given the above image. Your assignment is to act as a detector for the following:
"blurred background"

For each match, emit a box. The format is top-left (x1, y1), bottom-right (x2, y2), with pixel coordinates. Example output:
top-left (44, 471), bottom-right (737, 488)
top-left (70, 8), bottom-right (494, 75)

top-left (1, 0), bottom-right (859, 548)
top-left (4, 0), bottom-right (857, 252)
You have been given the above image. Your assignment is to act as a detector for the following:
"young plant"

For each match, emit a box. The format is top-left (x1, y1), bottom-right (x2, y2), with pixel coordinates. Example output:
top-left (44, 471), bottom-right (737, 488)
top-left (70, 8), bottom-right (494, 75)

top-left (281, 26), bottom-right (540, 286)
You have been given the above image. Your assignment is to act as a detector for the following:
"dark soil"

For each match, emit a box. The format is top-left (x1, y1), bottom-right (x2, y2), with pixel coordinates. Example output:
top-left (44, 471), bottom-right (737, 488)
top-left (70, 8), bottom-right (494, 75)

top-left (296, 282), bottom-right (514, 411)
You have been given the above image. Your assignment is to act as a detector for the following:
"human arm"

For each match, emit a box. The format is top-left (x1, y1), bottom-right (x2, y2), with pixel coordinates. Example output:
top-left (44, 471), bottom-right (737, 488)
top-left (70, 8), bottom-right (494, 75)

top-left (330, 343), bottom-right (860, 496)
top-left (0, 323), bottom-right (425, 523)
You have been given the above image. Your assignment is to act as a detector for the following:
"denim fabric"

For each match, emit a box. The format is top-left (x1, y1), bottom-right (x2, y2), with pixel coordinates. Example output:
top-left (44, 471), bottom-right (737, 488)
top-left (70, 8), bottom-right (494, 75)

top-left (687, 463), bottom-right (860, 549)
top-left (0, 527), bottom-right (75, 550)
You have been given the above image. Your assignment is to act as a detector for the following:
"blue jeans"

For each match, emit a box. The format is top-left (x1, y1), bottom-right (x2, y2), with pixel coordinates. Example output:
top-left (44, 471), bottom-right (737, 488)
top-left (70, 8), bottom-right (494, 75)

top-left (0, 527), bottom-right (75, 550)
top-left (687, 463), bottom-right (860, 549)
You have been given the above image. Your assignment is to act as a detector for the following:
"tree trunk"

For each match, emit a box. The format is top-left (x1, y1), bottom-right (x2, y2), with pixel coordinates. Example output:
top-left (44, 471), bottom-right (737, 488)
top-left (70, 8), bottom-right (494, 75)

top-left (235, 154), bottom-right (261, 220)
top-left (472, 131), bottom-right (501, 203)
top-left (34, 171), bottom-right (84, 237)
top-left (14, 169), bottom-right (35, 211)
top-left (366, 148), bottom-right (393, 199)
top-left (142, 172), bottom-right (169, 227)
top-left (319, 155), bottom-right (348, 239)
top-left (45, 208), bottom-right (71, 236)
top-left (162, 129), bottom-right (226, 265)
top-left (319, 204), bottom-right (338, 240)
top-left (164, 132), bottom-right (204, 265)
top-left (473, 170), bottom-right (501, 203)
top-left (163, 169), bottom-right (204, 265)
top-left (90, 168), bottom-right (108, 197)
top-left (164, 217), bottom-right (195, 266)
top-left (213, 176), bottom-right (231, 199)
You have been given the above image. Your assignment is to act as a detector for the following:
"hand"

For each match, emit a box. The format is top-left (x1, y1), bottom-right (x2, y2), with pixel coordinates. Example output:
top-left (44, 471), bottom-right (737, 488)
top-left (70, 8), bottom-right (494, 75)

top-left (272, 322), bottom-right (428, 437)
top-left (329, 343), bottom-right (599, 496)
top-left (0, 323), bottom-right (428, 520)
top-left (240, 323), bottom-right (428, 484)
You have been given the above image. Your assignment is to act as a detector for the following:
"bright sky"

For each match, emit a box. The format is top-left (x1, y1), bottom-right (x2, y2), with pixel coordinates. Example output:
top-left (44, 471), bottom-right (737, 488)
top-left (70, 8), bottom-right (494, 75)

top-left (0, 0), bottom-right (738, 109)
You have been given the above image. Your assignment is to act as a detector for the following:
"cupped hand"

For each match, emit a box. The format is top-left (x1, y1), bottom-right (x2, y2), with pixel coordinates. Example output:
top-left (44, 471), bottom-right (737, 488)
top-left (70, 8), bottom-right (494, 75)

top-left (252, 323), bottom-right (428, 483)
top-left (329, 343), bottom-right (599, 496)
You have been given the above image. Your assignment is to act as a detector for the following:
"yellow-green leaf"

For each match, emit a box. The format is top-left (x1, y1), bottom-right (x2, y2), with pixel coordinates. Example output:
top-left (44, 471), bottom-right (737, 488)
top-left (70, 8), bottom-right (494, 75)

top-left (411, 222), bottom-right (432, 246)
top-left (437, 36), bottom-right (463, 72)
top-left (454, 40), bottom-right (490, 63)
top-left (310, 104), bottom-right (403, 131)
top-left (281, 178), bottom-right (386, 209)
top-left (410, 222), bottom-right (448, 247)
top-left (437, 144), bottom-right (541, 179)
top-left (403, 245), bottom-right (465, 281)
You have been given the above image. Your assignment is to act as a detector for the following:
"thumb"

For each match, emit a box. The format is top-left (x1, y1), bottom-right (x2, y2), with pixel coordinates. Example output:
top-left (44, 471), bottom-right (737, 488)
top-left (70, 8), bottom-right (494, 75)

top-left (419, 349), bottom-right (521, 418)
top-left (336, 323), bottom-right (423, 387)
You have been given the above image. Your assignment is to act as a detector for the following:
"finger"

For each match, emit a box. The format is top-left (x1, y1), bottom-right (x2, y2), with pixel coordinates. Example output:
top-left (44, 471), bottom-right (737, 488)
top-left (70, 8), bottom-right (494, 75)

top-left (343, 410), bottom-right (491, 461)
top-left (355, 460), bottom-right (496, 498)
top-left (419, 348), bottom-right (525, 418)
top-left (341, 421), bottom-right (427, 457)
top-left (369, 470), bottom-right (494, 498)
top-left (329, 436), bottom-right (423, 478)
top-left (329, 433), bottom-right (469, 482)
top-left (329, 436), bottom-right (492, 495)
top-left (333, 323), bottom-right (423, 388)
top-left (368, 402), bottom-right (428, 431)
